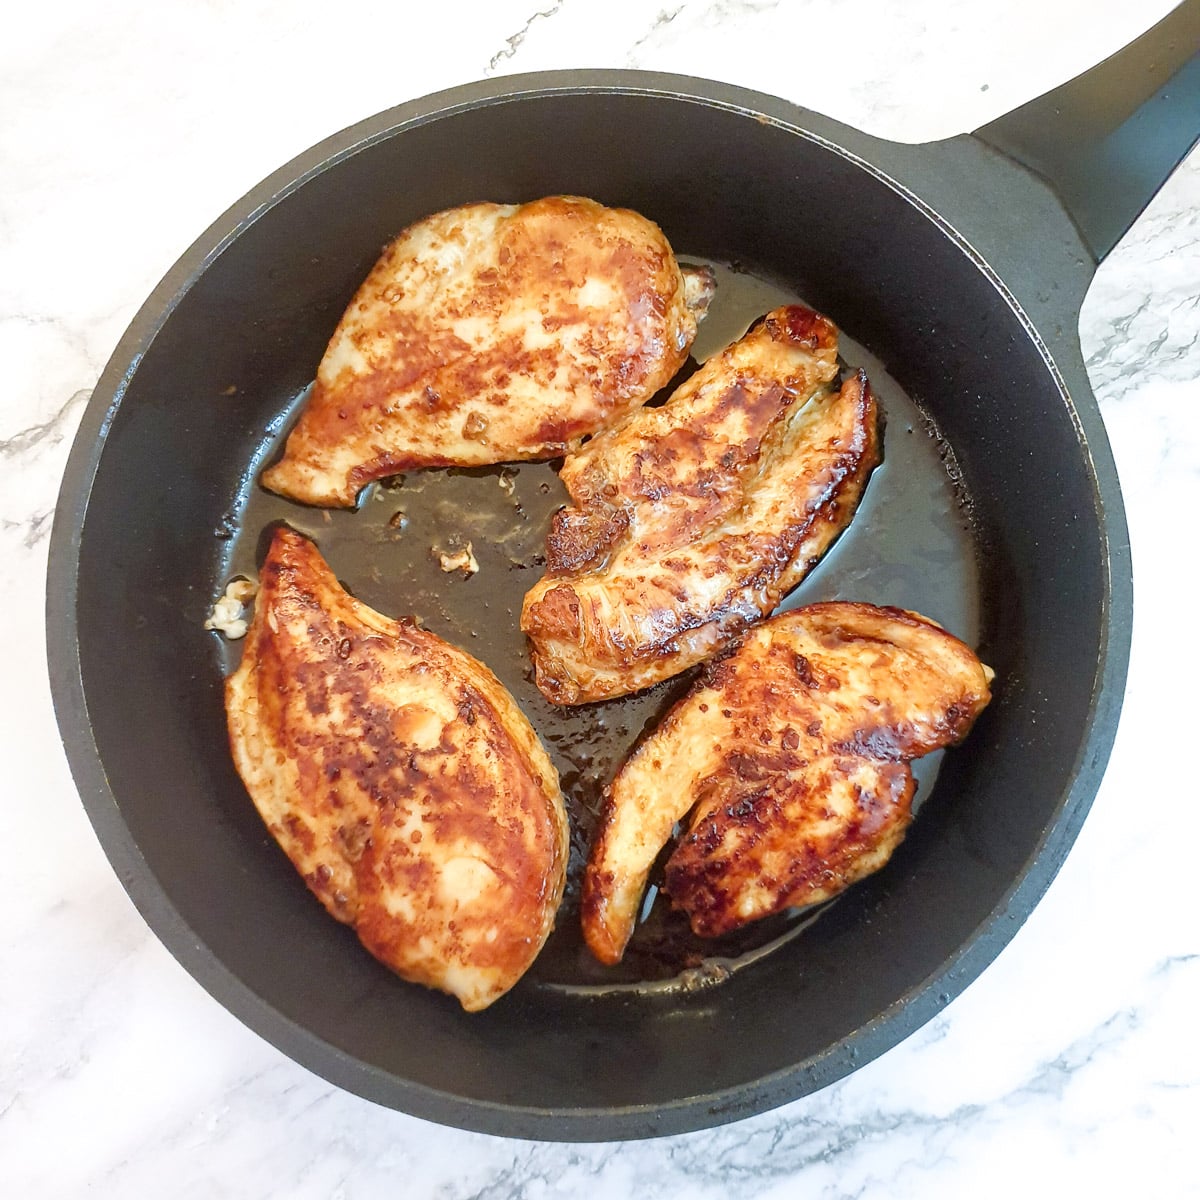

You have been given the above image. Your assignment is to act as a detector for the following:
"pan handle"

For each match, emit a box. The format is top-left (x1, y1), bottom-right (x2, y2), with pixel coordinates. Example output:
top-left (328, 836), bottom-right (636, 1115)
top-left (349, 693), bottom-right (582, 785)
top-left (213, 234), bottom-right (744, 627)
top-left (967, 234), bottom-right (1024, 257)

top-left (974, 0), bottom-right (1200, 264)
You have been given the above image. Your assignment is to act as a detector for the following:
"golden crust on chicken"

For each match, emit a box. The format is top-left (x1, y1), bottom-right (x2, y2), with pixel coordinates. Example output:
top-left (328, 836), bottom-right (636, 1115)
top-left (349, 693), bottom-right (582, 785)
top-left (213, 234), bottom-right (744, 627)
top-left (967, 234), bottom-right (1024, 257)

top-left (225, 527), bottom-right (567, 1010)
top-left (261, 196), bottom-right (714, 507)
top-left (521, 305), bottom-right (881, 705)
top-left (581, 602), bottom-right (992, 965)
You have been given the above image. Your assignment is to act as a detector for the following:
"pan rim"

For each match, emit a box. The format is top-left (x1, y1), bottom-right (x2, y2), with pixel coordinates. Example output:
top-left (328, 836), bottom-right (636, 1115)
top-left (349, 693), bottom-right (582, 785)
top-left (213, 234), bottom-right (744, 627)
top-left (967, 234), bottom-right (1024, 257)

top-left (45, 69), bottom-right (1133, 1141)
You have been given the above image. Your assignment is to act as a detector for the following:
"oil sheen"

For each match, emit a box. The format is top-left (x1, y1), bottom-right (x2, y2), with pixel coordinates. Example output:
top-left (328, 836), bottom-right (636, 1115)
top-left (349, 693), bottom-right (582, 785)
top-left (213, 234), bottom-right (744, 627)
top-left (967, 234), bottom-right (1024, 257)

top-left (215, 257), bottom-right (982, 995)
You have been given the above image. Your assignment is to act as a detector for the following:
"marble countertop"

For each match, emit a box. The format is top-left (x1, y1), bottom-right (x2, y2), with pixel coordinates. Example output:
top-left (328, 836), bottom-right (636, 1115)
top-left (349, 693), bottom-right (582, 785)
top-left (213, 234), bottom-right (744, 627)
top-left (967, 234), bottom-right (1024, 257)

top-left (5, 0), bottom-right (1198, 1194)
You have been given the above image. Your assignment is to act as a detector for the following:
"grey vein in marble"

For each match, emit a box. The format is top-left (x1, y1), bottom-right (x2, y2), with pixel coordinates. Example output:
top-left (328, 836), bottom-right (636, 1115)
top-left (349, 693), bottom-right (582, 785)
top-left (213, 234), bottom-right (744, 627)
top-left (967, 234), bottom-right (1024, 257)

top-left (487, 0), bottom-right (569, 75)
top-left (625, 5), bottom-right (687, 67)
top-left (2, 507), bottom-right (54, 550)
top-left (625, 0), bottom-right (783, 67)
top-left (0, 387), bottom-right (92, 460)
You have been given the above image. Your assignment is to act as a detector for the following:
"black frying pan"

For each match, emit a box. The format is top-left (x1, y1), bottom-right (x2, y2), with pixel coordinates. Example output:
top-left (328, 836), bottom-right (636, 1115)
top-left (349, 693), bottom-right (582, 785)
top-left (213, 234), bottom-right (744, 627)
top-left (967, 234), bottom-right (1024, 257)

top-left (47, 4), bottom-right (1199, 1140)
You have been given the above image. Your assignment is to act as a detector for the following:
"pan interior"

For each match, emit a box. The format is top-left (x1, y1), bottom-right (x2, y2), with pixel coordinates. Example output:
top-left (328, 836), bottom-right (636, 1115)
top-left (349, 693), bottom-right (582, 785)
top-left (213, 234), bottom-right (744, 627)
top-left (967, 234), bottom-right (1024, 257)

top-left (216, 256), bottom-right (981, 993)
top-left (66, 88), bottom-right (1111, 1134)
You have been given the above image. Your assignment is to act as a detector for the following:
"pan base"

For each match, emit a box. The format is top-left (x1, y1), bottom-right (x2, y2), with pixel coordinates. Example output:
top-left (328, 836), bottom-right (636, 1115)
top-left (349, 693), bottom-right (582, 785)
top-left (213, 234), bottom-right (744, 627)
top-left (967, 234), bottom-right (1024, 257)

top-left (213, 257), bottom-right (982, 995)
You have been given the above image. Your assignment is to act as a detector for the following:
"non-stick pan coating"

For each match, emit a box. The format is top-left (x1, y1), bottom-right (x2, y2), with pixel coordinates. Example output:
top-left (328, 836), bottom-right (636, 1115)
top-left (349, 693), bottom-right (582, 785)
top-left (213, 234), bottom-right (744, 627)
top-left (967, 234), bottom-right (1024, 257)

top-left (50, 80), bottom-right (1124, 1139)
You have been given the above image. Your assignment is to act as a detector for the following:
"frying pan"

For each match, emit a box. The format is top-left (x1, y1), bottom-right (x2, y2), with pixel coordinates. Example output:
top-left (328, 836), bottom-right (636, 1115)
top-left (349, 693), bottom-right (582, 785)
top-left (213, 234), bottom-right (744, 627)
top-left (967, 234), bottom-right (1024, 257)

top-left (47, 3), bottom-right (1198, 1140)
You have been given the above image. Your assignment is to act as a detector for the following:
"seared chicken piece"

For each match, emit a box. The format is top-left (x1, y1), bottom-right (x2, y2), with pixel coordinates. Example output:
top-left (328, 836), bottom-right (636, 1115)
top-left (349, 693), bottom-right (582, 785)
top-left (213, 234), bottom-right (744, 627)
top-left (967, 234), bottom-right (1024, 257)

top-left (581, 602), bottom-right (992, 965)
top-left (522, 305), bottom-right (881, 705)
top-left (262, 196), bottom-right (715, 507)
top-left (225, 528), bottom-right (568, 1010)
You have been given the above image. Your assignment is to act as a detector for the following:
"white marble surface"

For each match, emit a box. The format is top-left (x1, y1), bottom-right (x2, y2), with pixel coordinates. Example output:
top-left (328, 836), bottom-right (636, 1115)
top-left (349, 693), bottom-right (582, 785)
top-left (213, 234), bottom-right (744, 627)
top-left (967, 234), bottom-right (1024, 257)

top-left (5, 0), bottom-right (1199, 1194)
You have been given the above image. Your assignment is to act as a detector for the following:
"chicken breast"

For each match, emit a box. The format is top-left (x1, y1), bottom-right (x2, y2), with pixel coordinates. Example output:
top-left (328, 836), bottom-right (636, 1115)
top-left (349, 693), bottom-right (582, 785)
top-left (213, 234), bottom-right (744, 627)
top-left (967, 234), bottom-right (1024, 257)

top-left (262, 196), bottom-right (715, 507)
top-left (521, 305), bottom-right (881, 705)
top-left (225, 527), bottom-right (568, 1010)
top-left (581, 602), bottom-right (992, 965)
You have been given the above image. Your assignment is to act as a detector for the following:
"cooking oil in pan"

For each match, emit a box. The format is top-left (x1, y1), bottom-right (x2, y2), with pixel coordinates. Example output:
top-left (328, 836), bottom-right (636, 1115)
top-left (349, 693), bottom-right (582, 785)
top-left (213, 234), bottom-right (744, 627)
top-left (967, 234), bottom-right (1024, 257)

top-left (213, 257), bottom-right (982, 996)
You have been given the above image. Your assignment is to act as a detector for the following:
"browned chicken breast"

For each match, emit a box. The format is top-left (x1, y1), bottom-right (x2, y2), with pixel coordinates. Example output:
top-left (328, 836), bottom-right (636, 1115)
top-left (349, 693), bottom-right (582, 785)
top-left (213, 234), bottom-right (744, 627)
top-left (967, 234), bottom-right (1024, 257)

top-left (521, 305), bottom-right (881, 705)
top-left (262, 196), bottom-right (715, 507)
top-left (581, 602), bottom-right (992, 965)
top-left (225, 527), bottom-right (568, 1010)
